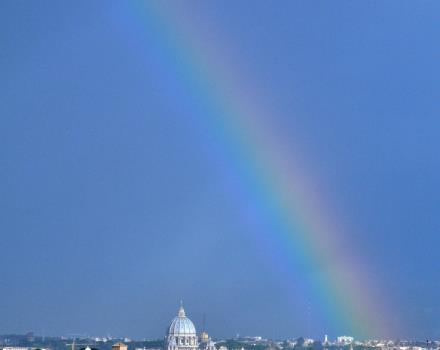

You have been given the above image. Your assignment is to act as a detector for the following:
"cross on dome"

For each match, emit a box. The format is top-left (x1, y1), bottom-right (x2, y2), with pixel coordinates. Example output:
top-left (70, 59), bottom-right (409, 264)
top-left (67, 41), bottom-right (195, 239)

top-left (178, 301), bottom-right (185, 317)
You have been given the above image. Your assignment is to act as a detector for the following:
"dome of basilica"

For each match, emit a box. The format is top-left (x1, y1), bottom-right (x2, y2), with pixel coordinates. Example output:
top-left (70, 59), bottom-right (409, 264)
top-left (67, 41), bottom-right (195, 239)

top-left (167, 305), bottom-right (197, 336)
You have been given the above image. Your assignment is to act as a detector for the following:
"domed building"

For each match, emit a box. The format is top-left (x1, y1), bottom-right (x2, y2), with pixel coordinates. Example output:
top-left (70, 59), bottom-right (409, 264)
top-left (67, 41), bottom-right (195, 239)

top-left (199, 332), bottom-right (216, 350)
top-left (165, 304), bottom-right (199, 350)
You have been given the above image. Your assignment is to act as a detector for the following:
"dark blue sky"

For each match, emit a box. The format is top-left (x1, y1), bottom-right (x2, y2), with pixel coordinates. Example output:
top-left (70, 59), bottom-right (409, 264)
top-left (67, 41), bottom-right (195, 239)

top-left (1, 0), bottom-right (439, 340)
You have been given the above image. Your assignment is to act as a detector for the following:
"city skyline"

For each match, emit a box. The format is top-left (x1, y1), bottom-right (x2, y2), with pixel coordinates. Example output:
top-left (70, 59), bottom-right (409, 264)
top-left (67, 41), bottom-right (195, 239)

top-left (1, 0), bottom-right (439, 340)
top-left (0, 304), bottom-right (436, 343)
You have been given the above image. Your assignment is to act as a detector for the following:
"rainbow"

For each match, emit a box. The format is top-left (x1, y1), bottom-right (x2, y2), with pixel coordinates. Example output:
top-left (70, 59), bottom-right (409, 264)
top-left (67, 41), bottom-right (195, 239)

top-left (125, 2), bottom-right (394, 338)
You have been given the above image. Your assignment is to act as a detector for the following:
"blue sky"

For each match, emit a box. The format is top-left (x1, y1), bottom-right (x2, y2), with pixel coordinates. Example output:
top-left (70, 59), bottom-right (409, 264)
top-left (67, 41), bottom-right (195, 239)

top-left (1, 0), bottom-right (439, 340)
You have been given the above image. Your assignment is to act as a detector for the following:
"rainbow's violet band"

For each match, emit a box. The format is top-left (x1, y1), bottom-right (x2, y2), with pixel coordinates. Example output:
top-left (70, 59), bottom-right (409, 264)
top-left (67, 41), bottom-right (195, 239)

top-left (129, 2), bottom-right (392, 338)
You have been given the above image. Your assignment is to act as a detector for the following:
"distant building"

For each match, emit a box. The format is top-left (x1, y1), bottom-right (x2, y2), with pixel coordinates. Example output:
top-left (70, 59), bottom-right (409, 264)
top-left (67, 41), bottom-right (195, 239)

top-left (113, 343), bottom-right (128, 350)
top-left (199, 333), bottom-right (209, 344)
top-left (199, 332), bottom-right (215, 350)
top-left (165, 304), bottom-right (198, 350)
top-left (337, 337), bottom-right (354, 345)
top-left (244, 337), bottom-right (262, 342)
top-left (164, 304), bottom-right (218, 350)
top-left (2, 347), bottom-right (49, 350)
top-left (303, 339), bottom-right (314, 346)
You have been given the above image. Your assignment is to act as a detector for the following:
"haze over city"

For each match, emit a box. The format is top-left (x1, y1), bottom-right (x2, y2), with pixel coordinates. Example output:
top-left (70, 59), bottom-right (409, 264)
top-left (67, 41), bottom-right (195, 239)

top-left (1, 0), bottom-right (439, 342)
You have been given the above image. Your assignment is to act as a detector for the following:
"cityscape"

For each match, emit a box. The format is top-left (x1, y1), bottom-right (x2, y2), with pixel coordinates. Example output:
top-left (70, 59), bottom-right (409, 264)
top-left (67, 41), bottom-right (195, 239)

top-left (1, 305), bottom-right (438, 350)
